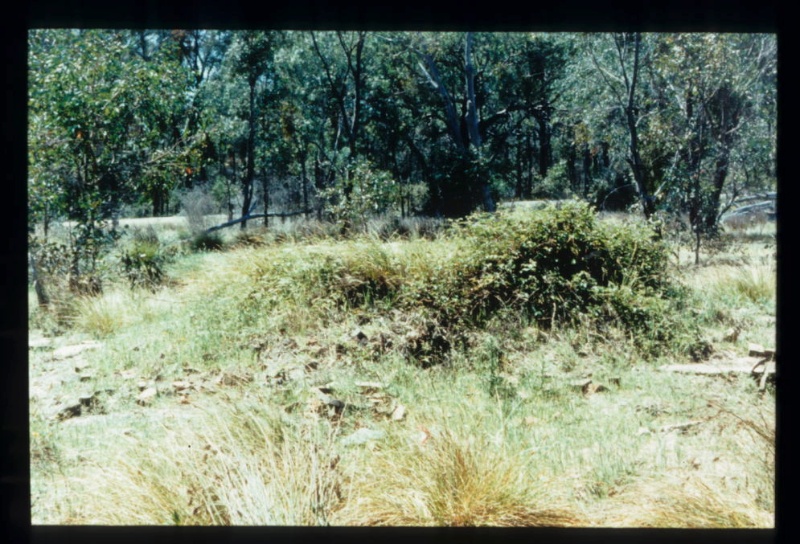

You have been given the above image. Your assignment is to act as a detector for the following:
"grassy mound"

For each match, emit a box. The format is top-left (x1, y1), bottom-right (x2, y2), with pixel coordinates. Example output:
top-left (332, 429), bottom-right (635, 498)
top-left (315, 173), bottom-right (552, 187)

top-left (28, 207), bottom-right (775, 527)
top-left (240, 203), bottom-right (691, 363)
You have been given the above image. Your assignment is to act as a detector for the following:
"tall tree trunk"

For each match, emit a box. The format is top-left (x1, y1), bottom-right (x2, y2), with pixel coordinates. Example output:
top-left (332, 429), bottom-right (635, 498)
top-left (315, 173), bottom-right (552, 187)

top-left (268, 167), bottom-right (269, 227)
top-left (225, 152), bottom-right (235, 221)
top-left (582, 145), bottom-right (592, 198)
top-left (152, 188), bottom-right (161, 217)
top-left (515, 137), bottom-right (524, 199)
top-left (566, 141), bottom-right (577, 191)
top-left (536, 113), bottom-right (552, 178)
top-left (241, 78), bottom-right (257, 230)
top-left (704, 85), bottom-right (742, 233)
top-left (526, 133), bottom-right (534, 198)
top-left (29, 252), bottom-right (50, 307)
top-left (464, 33), bottom-right (482, 150)
top-left (300, 146), bottom-right (310, 220)
top-left (464, 32), bottom-right (495, 212)
top-left (705, 154), bottom-right (730, 233)
top-left (421, 51), bottom-right (465, 154)
top-left (621, 33), bottom-right (656, 219)
top-left (625, 104), bottom-right (654, 218)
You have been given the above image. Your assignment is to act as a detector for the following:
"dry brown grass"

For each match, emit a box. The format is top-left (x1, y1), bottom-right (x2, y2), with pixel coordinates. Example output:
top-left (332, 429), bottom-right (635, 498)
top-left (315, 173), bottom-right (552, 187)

top-left (74, 398), bottom-right (344, 525)
top-left (29, 209), bottom-right (775, 527)
top-left (332, 426), bottom-right (581, 527)
top-left (601, 474), bottom-right (773, 528)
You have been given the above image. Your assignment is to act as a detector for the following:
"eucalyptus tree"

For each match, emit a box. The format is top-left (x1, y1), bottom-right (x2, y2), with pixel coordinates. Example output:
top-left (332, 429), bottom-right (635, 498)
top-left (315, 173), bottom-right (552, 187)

top-left (356, 33), bottom-right (413, 214)
top-left (306, 30), bottom-right (373, 227)
top-left (490, 33), bottom-right (575, 199)
top-left (170, 29), bottom-right (233, 182)
top-left (28, 28), bottom-right (196, 292)
top-left (648, 33), bottom-right (777, 238)
top-left (29, 29), bottom-right (195, 223)
top-left (402, 31), bottom-right (577, 214)
top-left (407, 31), bottom-right (497, 216)
top-left (583, 32), bottom-right (659, 219)
top-left (208, 31), bottom-right (283, 229)
top-left (267, 33), bottom-right (327, 219)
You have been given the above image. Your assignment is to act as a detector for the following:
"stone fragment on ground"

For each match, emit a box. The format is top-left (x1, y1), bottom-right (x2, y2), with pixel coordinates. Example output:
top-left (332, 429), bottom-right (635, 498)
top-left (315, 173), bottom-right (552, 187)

top-left (53, 390), bottom-right (109, 421)
top-left (56, 403), bottom-right (83, 421)
top-left (51, 341), bottom-right (103, 361)
top-left (660, 358), bottom-right (775, 375)
top-left (29, 337), bottom-right (53, 350)
top-left (391, 404), bottom-right (406, 421)
top-left (137, 387), bottom-right (158, 406)
top-left (340, 427), bottom-right (385, 446)
top-left (351, 329), bottom-right (368, 345)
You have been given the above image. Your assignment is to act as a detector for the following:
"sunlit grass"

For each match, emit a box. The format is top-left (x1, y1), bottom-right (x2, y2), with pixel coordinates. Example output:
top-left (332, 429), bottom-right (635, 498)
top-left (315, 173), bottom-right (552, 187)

top-left (29, 211), bottom-right (776, 527)
top-left (604, 475), bottom-right (773, 528)
top-left (74, 396), bottom-right (343, 525)
top-left (333, 423), bottom-right (580, 526)
top-left (690, 263), bottom-right (776, 306)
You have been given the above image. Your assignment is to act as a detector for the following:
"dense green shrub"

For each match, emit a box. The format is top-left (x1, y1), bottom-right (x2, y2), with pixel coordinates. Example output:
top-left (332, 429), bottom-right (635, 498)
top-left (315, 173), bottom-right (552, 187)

top-left (242, 202), bottom-right (688, 363)
top-left (422, 202), bottom-right (673, 328)
top-left (29, 231), bottom-right (112, 326)
top-left (120, 230), bottom-right (167, 291)
top-left (534, 161), bottom-right (573, 199)
top-left (190, 231), bottom-right (224, 252)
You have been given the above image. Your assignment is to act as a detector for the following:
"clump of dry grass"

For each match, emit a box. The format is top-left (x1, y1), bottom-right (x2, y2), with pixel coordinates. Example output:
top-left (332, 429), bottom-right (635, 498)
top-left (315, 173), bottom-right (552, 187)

top-left (604, 474), bottom-right (773, 528)
top-left (690, 263), bottom-right (776, 305)
top-left (597, 398), bottom-right (775, 529)
top-left (77, 398), bottom-right (344, 525)
top-left (332, 425), bottom-right (580, 527)
top-left (722, 264), bottom-right (776, 304)
top-left (71, 292), bottom-right (129, 338)
top-left (70, 287), bottom-right (178, 338)
top-left (711, 400), bottom-right (776, 512)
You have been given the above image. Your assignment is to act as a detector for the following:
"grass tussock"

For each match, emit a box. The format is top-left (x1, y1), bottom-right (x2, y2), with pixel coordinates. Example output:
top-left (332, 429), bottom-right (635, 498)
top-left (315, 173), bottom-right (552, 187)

top-left (189, 231), bottom-right (225, 252)
top-left (688, 263), bottom-right (775, 308)
top-left (69, 287), bottom-right (178, 338)
top-left (79, 398), bottom-right (343, 525)
top-left (29, 203), bottom-right (775, 527)
top-left (30, 408), bottom-right (63, 473)
top-left (71, 292), bottom-right (129, 338)
top-left (606, 475), bottom-right (773, 528)
top-left (333, 425), bottom-right (580, 527)
top-left (718, 264), bottom-right (776, 304)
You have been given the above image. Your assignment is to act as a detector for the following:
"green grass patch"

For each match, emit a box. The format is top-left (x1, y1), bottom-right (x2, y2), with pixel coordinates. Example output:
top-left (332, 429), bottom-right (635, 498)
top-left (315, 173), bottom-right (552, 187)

top-left (28, 206), bottom-right (775, 527)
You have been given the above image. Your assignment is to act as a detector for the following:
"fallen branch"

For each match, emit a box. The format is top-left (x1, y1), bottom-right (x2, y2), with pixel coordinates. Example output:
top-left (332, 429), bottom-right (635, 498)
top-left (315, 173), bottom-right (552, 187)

top-left (658, 420), bottom-right (705, 434)
top-left (204, 210), bottom-right (313, 233)
top-left (660, 358), bottom-right (775, 376)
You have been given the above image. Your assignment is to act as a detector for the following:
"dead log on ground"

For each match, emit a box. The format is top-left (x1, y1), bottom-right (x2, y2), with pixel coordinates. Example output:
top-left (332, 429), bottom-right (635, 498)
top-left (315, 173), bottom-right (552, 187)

top-left (204, 210), bottom-right (314, 234)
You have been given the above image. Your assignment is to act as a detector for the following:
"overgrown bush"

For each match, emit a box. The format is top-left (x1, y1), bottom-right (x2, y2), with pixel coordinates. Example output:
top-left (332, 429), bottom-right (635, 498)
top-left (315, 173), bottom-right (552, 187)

top-left (401, 203), bottom-right (684, 355)
top-left (190, 231), bottom-right (224, 252)
top-left (242, 203), bottom-right (691, 364)
top-left (415, 203), bottom-right (674, 330)
top-left (120, 228), bottom-right (167, 291)
top-left (29, 228), bottom-right (114, 326)
top-left (320, 160), bottom-right (399, 232)
top-left (533, 161), bottom-right (573, 199)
